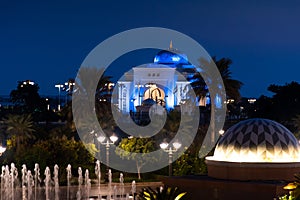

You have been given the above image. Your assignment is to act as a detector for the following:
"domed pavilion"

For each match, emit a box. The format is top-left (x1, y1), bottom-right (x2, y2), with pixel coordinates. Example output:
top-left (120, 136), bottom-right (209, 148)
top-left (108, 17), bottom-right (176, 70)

top-left (163, 118), bottom-right (300, 200)
top-left (206, 118), bottom-right (300, 181)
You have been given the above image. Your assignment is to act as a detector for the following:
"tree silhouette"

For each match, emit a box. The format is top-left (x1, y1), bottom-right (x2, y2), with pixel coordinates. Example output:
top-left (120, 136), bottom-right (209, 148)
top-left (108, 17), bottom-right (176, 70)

top-left (214, 57), bottom-right (243, 100)
top-left (191, 57), bottom-right (243, 101)
top-left (254, 81), bottom-right (300, 127)
top-left (10, 80), bottom-right (45, 114)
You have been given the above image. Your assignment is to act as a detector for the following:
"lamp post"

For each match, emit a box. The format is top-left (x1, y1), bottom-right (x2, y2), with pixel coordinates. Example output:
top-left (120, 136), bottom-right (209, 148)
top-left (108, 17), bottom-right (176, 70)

top-left (97, 134), bottom-right (118, 174)
top-left (160, 141), bottom-right (182, 176)
top-left (55, 84), bottom-right (64, 111)
top-left (64, 81), bottom-right (75, 104)
top-left (45, 98), bottom-right (50, 111)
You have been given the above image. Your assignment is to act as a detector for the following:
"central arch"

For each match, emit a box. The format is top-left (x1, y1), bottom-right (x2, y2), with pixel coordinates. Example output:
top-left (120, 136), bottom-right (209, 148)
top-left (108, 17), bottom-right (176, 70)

top-left (143, 85), bottom-right (165, 106)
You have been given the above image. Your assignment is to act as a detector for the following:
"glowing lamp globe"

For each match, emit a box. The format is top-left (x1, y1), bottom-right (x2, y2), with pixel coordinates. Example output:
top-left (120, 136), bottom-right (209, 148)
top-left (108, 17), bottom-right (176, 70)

top-left (109, 135), bottom-right (118, 143)
top-left (172, 142), bottom-right (182, 150)
top-left (97, 136), bottom-right (106, 143)
top-left (160, 142), bottom-right (169, 150)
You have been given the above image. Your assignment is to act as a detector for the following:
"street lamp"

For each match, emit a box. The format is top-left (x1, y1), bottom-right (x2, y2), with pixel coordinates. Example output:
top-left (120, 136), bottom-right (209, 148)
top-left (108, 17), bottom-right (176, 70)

top-left (160, 140), bottom-right (182, 176)
top-left (45, 98), bottom-right (50, 111)
top-left (21, 80), bottom-right (35, 86)
top-left (219, 129), bottom-right (225, 136)
top-left (64, 81), bottom-right (75, 104)
top-left (97, 134), bottom-right (118, 173)
top-left (55, 84), bottom-right (64, 111)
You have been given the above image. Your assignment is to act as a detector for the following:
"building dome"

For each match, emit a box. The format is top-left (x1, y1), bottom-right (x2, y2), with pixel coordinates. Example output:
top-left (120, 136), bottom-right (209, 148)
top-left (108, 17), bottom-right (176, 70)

top-left (154, 41), bottom-right (189, 66)
top-left (212, 118), bottom-right (300, 162)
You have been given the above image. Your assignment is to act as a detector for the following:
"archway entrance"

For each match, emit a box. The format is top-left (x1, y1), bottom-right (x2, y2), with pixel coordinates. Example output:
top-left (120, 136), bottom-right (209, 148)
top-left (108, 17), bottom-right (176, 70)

top-left (143, 85), bottom-right (165, 106)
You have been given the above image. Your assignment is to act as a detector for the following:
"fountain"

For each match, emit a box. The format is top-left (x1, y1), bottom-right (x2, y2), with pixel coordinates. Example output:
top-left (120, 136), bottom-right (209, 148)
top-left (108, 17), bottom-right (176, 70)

top-left (95, 160), bottom-right (101, 199)
top-left (11, 163), bottom-right (18, 199)
top-left (0, 163), bottom-right (19, 200)
top-left (3, 165), bottom-right (10, 199)
top-left (21, 164), bottom-right (27, 199)
top-left (77, 167), bottom-right (83, 199)
top-left (44, 166), bottom-right (51, 200)
top-left (0, 160), bottom-right (150, 199)
top-left (85, 169), bottom-right (91, 199)
top-left (21, 165), bottom-right (34, 200)
top-left (34, 163), bottom-right (41, 200)
top-left (131, 180), bottom-right (136, 198)
top-left (53, 164), bottom-right (59, 200)
top-left (26, 170), bottom-right (34, 200)
top-left (108, 169), bottom-right (112, 200)
top-left (21, 164), bottom-right (27, 187)
top-left (119, 173), bottom-right (124, 199)
top-left (66, 164), bottom-right (72, 200)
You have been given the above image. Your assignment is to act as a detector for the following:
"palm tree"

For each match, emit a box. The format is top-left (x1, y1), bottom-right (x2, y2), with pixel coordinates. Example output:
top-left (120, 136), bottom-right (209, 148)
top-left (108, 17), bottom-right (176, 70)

top-left (214, 57), bottom-right (243, 100)
top-left (72, 67), bottom-right (112, 113)
top-left (191, 57), bottom-right (243, 101)
top-left (74, 67), bottom-right (112, 101)
top-left (4, 114), bottom-right (35, 152)
top-left (72, 67), bottom-right (115, 141)
top-left (189, 57), bottom-right (242, 147)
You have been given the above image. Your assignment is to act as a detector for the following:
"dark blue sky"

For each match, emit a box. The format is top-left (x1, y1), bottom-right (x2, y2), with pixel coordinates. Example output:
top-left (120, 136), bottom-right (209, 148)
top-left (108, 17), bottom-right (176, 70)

top-left (1, 0), bottom-right (300, 98)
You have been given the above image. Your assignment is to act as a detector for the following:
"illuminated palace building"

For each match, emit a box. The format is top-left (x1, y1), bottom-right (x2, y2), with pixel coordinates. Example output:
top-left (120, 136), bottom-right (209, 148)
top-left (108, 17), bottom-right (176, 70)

top-left (114, 42), bottom-right (208, 117)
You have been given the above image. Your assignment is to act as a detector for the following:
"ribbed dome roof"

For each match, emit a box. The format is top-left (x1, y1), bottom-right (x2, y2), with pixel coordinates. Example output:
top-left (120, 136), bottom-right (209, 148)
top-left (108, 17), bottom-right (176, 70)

top-left (212, 118), bottom-right (300, 162)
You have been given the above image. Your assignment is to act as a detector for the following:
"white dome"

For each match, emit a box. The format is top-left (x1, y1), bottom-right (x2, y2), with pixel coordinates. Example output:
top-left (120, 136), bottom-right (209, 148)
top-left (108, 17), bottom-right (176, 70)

top-left (212, 118), bottom-right (300, 162)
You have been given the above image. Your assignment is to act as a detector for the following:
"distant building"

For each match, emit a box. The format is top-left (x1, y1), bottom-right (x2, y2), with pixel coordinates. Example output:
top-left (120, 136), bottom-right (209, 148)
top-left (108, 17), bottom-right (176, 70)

top-left (113, 42), bottom-right (209, 114)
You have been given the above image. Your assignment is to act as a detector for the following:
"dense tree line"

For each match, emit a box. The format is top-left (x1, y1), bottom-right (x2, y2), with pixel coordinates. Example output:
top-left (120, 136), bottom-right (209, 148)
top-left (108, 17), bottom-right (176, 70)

top-left (252, 81), bottom-right (300, 133)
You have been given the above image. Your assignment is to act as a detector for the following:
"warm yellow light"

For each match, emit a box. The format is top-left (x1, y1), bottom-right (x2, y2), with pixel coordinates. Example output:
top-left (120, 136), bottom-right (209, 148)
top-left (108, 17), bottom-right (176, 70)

top-left (210, 144), bottom-right (300, 163)
top-left (283, 183), bottom-right (297, 190)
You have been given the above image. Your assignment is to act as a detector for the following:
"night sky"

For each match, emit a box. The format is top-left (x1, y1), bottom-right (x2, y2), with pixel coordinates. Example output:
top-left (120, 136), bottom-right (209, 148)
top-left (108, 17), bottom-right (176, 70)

top-left (1, 0), bottom-right (300, 98)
